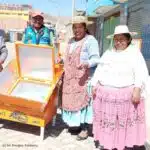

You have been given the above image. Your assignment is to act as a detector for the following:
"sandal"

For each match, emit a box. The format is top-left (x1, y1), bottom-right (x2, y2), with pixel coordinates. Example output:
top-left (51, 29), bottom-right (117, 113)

top-left (67, 127), bottom-right (81, 135)
top-left (124, 147), bottom-right (133, 150)
top-left (76, 130), bottom-right (88, 141)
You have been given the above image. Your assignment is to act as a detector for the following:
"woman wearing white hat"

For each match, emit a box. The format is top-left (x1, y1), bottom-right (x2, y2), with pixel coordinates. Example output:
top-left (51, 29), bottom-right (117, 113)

top-left (60, 16), bottom-right (100, 140)
top-left (91, 25), bottom-right (148, 150)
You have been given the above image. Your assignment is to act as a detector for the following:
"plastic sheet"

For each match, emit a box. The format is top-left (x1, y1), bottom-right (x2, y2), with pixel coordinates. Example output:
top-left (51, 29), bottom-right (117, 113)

top-left (18, 45), bottom-right (54, 80)
top-left (11, 81), bottom-right (50, 103)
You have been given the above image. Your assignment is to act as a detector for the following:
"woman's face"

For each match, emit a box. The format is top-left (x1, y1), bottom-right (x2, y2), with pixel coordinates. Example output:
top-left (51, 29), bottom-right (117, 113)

top-left (32, 16), bottom-right (44, 29)
top-left (114, 34), bottom-right (130, 50)
top-left (73, 23), bottom-right (86, 41)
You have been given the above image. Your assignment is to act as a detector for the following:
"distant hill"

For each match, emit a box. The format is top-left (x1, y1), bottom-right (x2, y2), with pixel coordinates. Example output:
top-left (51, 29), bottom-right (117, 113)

top-left (43, 13), bottom-right (71, 28)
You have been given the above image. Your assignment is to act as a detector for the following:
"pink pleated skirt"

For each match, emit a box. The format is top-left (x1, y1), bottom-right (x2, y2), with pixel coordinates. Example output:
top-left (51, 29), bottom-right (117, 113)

top-left (93, 85), bottom-right (146, 150)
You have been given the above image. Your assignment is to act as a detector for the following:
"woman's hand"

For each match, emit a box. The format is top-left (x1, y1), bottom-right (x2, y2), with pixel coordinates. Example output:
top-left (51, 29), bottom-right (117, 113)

top-left (132, 87), bottom-right (141, 105)
top-left (77, 62), bottom-right (89, 69)
top-left (0, 60), bottom-right (4, 65)
top-left (56, 56), bottom-right (63, 64)
top-left (92, 86), bottom-right (97, 100)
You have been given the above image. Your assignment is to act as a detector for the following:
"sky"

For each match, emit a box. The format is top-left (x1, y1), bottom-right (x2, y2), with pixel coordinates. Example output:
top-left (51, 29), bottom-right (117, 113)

top-left (0, 0), bottom-right (87, 16)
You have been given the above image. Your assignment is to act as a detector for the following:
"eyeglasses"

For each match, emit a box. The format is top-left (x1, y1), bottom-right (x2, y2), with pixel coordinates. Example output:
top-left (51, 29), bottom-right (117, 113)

top-left (114, 38), bottom-right (127, 43)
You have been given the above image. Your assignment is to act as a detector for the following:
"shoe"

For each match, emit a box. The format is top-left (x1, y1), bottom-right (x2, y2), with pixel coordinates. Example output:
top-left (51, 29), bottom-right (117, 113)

top-left (133, 145), bottom-right (146, 150)
top-left (124, 147), bottom-right (133, 150)
top-left (68, 127), bottom-right (81, 135)
top-left (99, 145), bottom-right (104, 150)
top-left (94, 140), bottom-right (100, 148)
top-left (76, 130), bottom-right (88, 141)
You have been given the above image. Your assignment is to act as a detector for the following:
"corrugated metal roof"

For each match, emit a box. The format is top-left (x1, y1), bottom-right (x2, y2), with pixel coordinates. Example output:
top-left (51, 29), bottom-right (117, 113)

top-left (113, 0), bottom-right (128, 3)
top-left (95, 4), bottom-right (120, 17)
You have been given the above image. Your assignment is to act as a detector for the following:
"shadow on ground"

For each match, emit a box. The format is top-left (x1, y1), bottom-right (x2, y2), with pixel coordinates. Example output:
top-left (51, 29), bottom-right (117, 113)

top-left (0, 112), bottom-right (93, 140)
top-left (0, 113), bottom-right (67, 140)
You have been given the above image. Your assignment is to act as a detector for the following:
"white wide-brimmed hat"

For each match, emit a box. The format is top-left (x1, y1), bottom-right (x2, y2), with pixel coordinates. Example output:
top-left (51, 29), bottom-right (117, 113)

top-left (114, 25), bottom-right (130, 35)
top-left (107, 25), bottom-right (137, 39)
top-left (72, 16), bottom-right (93, 24)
